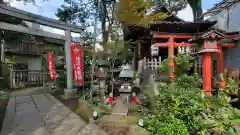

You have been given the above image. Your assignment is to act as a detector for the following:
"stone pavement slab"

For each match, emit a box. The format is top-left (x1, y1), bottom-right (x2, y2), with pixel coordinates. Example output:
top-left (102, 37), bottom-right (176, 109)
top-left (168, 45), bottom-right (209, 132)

top-left (15, 96), bottom-right (32, 104)
top-left (15, 101), bottom-right (38, 113)
top-left (43, 106), bottom-right (72, 131)
top-left (51, 113), bottom-right (86, 135)
top-left (32, 94), bottom-right (57, 115)
top-left (112, 96), bottom-right (129, 115)
top-left (0, 93), bottom-right (88, 135)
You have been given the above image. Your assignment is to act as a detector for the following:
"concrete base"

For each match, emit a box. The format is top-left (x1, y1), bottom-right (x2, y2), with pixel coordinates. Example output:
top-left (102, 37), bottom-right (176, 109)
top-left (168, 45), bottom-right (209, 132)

top-left (60, 88), bottom-right (78, 100)
top-left (43, 82), bottom-right (54, 93)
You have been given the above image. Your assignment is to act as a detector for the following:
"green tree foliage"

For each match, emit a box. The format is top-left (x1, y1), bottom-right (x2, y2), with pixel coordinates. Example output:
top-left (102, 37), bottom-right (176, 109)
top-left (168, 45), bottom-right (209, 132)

top-left (55, 0), bottom-right (91, 27)
top-left (152, 0), bottom-right (188, 14)
top-left (116, 0), bottom-right (168, 28)
top-left (142, 55), bottom-right (239, 135)
top-left (159, 54), bottom-right (194, 77)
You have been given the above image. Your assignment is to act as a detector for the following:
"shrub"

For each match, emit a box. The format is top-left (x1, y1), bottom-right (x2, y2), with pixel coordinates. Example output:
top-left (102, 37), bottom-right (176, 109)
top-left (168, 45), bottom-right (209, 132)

top-left (0, 91), bottom-right (8, 100)
top-left (145, 115), bottom-right (189, 135)
top-left (143, 80), bottom-right (240, 134)
top-left (142, 54), bottom-right (239, 135)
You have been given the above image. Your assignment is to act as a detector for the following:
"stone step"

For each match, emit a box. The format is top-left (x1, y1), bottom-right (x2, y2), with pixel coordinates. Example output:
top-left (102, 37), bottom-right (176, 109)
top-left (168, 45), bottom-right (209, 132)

top-left (77, 123), bottom-right (109, 135)
top-left (111, 97), bottom-right (129, 116)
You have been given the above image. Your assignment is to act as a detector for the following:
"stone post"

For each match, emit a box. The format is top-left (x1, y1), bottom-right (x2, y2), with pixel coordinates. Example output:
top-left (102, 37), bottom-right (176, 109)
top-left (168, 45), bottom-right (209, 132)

top-left (62, 29), bottom-right (77, 99)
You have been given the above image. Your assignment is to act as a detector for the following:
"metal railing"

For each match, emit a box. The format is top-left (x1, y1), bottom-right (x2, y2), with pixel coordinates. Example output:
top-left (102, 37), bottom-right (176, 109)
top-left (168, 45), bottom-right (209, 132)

top-left (10, 70), bottom-right (50, 89)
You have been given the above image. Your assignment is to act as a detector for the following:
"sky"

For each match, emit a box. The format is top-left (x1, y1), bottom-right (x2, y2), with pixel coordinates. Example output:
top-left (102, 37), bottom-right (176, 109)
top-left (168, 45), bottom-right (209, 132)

top-left (5, 0), bottom-right (223, 35)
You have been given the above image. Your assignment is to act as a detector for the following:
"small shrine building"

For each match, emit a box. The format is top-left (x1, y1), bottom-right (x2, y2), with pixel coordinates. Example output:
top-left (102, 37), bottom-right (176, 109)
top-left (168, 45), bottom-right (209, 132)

top-left (123, 6), bottom-right (240, 96)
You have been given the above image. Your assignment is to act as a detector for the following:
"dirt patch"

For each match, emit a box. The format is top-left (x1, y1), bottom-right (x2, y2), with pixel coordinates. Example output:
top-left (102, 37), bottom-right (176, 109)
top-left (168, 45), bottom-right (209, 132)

top-left (51, 90), bottom-right (78, 111)
top-left (0, 99), bottom-right (9, 131)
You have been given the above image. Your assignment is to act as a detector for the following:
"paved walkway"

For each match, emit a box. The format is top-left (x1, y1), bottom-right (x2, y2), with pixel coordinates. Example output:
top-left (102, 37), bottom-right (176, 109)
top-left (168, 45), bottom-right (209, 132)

top-left (9, 87), bottom-right (47, 97)
top-left (111, 95), bottom-right (129, 115)
top-left (0, 93), bottom-right (87, 135)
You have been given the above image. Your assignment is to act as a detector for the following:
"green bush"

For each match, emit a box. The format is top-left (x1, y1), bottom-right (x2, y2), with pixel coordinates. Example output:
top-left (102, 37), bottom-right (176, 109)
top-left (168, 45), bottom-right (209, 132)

top-left (142, 54), bottom-right (239, 135)
top-left (159, 54), bottom-right (194, 76)
top-left (0, 91), bottom-right (8, 100)
top-left (143, 78), bottom-right (240, 135)
top-left (145, 116), bottom-right (188, 135)
top-left (0, 63), bottom-right (10, 89)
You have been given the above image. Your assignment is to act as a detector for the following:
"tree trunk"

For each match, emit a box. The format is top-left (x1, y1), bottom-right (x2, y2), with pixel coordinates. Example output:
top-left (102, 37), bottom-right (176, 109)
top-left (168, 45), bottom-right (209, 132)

top-left (196, 0), bottom-right (203, 21)
top-left (100, 1), bottom-right (108, 48)
top-left (187, 0), bottom-right (203, 21)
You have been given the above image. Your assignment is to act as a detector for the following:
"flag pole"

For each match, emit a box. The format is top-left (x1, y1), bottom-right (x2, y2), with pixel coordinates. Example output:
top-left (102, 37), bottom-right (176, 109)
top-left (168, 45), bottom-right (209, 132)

top-left (81, 45), bottom-right (85, 95)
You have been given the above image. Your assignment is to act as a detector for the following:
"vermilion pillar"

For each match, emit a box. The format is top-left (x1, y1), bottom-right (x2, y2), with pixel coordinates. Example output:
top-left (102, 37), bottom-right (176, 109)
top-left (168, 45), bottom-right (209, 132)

top-left (168, 37), bottom-right (175, 87)
top-left (202, 53), bottom-right (212, 96)
top-left (216, 42), bottom-right (225, 88)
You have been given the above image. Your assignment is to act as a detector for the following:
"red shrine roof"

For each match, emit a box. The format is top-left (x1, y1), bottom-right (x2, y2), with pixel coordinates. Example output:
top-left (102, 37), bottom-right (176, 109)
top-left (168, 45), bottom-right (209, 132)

top-left (190, 29), bottom-right (240, 55)
top-left (190, 29), bottom-right (240, 41)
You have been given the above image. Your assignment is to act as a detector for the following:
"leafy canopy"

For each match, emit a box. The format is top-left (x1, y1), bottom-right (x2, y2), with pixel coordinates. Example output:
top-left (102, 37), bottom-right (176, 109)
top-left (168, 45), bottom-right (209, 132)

top-left (152, 0), bottom-right (188, 14)
top-left (116, 0), bottom-right (168, 28)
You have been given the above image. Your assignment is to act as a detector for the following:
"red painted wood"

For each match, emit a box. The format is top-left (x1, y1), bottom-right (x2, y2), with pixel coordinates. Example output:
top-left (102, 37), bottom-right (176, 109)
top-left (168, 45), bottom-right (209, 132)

top-left (202, 53), bottom-right (212, 96)
top-left (154, 42), bottom-right (191, 47)
top-left (168, 37), bottom-right (175, 87)
top-left (217, 41), bottom-right (225, 88)
top-left (153, 34), bottom-right (193, 39)
top-left (154, 43), bottom-right (168, 47)
top-left (222, 43), bottom-right (235, 47)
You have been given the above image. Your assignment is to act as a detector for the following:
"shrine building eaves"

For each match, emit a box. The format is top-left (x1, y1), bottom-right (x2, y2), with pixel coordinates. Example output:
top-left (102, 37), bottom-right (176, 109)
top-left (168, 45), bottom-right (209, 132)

top-left (201, 0), bottom-right (240, 18)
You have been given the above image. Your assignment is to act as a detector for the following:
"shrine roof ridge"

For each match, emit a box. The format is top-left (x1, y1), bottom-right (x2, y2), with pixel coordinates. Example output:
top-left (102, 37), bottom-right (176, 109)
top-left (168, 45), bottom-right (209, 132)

top-left (189, 28), bottom-right (240, 42)
top-left (152, 20), bottom-right (216, 24)
top-left (201, 0), bottom-right (240, 18)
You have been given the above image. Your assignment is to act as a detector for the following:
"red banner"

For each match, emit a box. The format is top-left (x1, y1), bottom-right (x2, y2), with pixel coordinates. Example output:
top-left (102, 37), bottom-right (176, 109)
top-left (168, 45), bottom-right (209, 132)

top-left (70, 44), bottom-right (84, 85)
top-left (47, 52), bottom-right (55, 81)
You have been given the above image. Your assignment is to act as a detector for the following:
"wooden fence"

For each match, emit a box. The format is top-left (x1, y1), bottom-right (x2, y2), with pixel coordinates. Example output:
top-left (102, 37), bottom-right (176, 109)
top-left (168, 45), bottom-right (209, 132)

top-left (143, 56), bottom-right (162, 78)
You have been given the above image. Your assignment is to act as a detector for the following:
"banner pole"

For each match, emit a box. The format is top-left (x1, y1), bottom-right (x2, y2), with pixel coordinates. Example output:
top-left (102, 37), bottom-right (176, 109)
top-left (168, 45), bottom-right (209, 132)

top-left (81, 45), bottom-right (85, 95)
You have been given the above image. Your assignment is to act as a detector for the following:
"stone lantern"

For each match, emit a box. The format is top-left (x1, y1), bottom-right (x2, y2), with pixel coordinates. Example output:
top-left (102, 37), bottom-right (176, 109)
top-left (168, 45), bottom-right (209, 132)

top-left (96, 60), bottom-right (109, 103)
top-left (190, 30), bottom-right (238, 96)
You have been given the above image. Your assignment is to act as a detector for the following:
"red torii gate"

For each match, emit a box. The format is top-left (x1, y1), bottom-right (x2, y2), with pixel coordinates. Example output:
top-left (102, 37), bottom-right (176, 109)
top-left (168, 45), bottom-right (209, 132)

top-left (153, 29), bottom-right (238, 96)
top-left (152, 34), bottom-right (193, 87)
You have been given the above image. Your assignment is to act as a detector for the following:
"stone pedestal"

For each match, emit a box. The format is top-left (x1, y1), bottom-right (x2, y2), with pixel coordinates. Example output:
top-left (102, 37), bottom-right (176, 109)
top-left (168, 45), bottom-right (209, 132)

top-left (61, 88), bottom-right (77, 100)
top-left (43, 82), bottom-right (54, 93)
